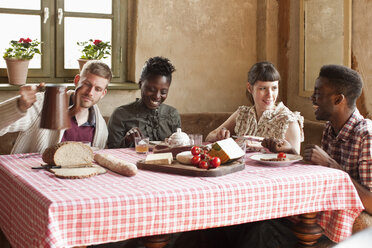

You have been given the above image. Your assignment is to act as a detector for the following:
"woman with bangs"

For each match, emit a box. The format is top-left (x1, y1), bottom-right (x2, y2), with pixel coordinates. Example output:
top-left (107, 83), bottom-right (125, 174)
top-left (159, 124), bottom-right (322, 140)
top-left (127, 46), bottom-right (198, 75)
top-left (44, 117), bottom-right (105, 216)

top-left (206, 61), bottom-right (304, 154)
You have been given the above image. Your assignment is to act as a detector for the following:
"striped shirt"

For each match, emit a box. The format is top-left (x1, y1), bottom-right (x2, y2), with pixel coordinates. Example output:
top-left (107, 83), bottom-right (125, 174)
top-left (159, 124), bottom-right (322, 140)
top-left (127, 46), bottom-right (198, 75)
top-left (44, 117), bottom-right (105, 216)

top-left (322, 109), bottom-right (372, 191)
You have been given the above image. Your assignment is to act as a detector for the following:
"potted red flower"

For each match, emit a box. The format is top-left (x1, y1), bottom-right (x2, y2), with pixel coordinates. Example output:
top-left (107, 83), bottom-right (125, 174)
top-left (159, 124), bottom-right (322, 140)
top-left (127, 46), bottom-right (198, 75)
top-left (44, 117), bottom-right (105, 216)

top-left (77, 39), bottom-right (111, 71)
top-left (3, 38), bottom-right (41, 85)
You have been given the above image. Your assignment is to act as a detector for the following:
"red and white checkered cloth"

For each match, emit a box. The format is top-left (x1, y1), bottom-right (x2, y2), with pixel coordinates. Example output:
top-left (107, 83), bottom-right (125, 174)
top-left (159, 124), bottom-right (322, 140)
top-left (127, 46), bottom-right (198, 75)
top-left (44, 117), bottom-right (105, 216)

top-left (0, 149), bottom-right (364, 248)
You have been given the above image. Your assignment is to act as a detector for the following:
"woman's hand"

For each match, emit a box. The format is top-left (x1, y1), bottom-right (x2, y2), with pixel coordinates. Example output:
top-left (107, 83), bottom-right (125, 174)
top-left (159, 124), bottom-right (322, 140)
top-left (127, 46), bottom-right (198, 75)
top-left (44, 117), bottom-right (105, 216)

top-left (216, 127), bottom-right (230, 141)
top-left (261, 137), bottom-right (296, 154)
top-left (122, 127), bottom-right (144, 147)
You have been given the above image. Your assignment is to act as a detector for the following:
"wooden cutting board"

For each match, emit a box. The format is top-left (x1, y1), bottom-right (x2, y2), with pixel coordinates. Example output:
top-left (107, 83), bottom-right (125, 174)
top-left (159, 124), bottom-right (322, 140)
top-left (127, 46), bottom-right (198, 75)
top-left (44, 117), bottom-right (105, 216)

top-left (136, 160), bottom-right (245, 177)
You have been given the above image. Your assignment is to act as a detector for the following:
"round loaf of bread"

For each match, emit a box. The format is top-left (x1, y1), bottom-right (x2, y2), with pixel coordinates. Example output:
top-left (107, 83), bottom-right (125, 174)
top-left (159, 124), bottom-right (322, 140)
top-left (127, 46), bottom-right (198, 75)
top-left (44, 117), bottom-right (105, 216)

top-left (42, 141), bottom-right (94, 167)
top-left (176, 151), bottom-right (193, 165)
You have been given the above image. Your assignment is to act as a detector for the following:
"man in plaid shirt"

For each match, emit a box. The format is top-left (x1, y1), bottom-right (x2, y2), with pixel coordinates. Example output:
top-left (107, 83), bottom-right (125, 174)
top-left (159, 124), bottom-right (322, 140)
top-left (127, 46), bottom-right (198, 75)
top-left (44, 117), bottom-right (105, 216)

top-left (304, 65), bottom-right (372, 226)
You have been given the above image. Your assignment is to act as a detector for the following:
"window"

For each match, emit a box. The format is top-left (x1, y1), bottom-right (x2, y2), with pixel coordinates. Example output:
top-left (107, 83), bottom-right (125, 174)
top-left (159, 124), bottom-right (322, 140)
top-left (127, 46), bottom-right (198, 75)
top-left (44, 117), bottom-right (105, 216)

top-left (0, 0), bottom-right (134, 88)
top-left (299, 0), bottom-right (351, 97)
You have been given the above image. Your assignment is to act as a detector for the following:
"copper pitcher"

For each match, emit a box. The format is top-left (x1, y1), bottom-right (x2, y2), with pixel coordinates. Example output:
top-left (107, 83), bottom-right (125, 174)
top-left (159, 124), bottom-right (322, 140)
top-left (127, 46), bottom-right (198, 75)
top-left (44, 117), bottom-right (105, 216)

top-left (40, 85), bottom-right (71, 130)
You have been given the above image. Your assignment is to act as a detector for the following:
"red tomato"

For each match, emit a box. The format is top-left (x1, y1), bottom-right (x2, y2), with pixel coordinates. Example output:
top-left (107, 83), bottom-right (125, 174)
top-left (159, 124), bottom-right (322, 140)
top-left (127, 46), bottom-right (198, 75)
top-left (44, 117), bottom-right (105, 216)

top-left (191, 146), bottom-right (201, 156)
top-left (198, 160), bottom-right (209, 169)
top-left (200, 152), bottom-right (209, 160)
top-left (277, 152), bottom-right (286, 159)
top-left (209, 157), bottom-right (221, 168)
top-left (201, 154), bottom-right (210, 160)
top-left (191, 155), bottom-right (201, 165)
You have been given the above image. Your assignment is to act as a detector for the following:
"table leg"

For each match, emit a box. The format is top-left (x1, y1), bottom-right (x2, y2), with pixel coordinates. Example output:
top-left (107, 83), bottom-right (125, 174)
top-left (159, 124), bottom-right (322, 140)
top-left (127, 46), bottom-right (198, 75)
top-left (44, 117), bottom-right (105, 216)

top-left (142, 234), bottom-right (171, 248)
top-left (293, 212), bottom-right (323, 247)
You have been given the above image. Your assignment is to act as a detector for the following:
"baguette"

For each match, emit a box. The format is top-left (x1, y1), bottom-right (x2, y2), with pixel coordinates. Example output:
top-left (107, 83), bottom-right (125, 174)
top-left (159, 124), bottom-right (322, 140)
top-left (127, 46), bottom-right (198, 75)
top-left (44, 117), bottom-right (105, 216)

top-left (94, 153), bottom-right (137, 177)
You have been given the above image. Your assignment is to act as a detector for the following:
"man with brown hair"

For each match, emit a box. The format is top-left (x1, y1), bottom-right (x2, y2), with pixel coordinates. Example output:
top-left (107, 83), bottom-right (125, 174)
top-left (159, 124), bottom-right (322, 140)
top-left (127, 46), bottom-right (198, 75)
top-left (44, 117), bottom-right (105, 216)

top-left (0, 60), bottom-right (112, 154)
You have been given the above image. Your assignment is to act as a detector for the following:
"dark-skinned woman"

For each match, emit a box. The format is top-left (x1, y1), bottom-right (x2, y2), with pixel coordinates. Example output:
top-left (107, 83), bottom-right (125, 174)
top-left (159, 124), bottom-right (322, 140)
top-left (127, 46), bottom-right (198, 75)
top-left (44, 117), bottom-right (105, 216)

top-left (107, 56), bottom-right (181, 148)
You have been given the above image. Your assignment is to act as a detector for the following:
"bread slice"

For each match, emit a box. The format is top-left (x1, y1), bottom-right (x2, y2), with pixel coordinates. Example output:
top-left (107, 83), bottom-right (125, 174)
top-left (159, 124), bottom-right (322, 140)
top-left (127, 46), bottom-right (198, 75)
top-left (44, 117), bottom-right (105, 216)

top-left (50, 167), bottom-right (99, 179)
top-left (42, 141), bottom-right (94, 167)
top-left (92, 164), bottom-right (107, 175)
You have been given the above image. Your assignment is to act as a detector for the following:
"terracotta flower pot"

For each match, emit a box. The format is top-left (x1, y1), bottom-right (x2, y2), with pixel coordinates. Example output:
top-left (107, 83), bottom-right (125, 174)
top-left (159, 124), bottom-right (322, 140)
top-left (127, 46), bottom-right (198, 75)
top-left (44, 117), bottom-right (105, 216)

top-left (78, 59), bottom-right (89, 72)
top-left (4, 58), bottom-right (30, 86)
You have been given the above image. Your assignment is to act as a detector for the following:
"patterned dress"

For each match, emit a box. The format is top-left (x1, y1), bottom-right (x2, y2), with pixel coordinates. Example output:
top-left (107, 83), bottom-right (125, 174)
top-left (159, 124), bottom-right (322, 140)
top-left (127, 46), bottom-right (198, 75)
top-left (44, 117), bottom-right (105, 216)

top-left (234, 102), bottom-right (304, 141)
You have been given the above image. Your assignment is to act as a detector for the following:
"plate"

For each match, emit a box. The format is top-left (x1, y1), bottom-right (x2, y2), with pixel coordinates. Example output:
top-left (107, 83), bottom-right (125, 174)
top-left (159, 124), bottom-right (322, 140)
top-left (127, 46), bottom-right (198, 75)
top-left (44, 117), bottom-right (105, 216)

top-left (149, 141), bottom-right (163, 145)
top-left (250, 153), bottom-right (303, 166)
top-left (149, 141), bottom-right (166, 150)
top-left (232, 135), bottom-right (264, 141)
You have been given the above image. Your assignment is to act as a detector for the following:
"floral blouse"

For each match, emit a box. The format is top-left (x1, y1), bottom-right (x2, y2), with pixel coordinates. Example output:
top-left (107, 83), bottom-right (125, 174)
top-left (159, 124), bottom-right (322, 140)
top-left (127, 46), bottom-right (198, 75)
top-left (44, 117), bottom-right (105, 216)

top-left (234, 102), bottom-right (304, 141)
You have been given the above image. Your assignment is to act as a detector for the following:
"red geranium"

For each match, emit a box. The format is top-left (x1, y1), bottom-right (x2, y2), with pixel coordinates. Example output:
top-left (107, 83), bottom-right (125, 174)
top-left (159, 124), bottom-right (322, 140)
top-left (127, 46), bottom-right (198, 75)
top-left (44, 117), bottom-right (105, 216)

top-left (93, 39), bottom-right (102, 45)
top-left (77, 39), bottom-right (111, 60)
top-left (19, 38), bottom-right (32, 43)
top-left (3, 38), bottom-right (41, 60)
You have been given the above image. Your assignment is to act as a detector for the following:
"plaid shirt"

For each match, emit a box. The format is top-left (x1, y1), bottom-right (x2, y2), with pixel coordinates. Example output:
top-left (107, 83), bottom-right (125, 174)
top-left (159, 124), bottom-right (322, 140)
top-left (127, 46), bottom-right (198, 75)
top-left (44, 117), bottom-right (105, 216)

top-left (322, 109), bottom-right (372, 191)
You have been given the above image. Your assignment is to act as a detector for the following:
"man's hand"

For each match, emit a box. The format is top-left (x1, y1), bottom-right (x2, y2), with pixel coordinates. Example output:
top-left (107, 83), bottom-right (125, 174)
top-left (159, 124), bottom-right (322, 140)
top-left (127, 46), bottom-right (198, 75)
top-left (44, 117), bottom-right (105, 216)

top-left (303, 144), bottom-right (343, 170)
top-left (216, 127), bottom-right (230, 141)
top-left (261, 137), bottom-right (296, 154)
top-left (122, 127), bottom-right (144, 147)
top-left (17, 83), bottom-right (45, 113)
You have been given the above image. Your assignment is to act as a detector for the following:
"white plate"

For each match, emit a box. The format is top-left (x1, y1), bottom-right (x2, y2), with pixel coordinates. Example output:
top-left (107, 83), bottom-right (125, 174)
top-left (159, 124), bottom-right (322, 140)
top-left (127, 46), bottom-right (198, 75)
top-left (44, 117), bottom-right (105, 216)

top-left (232, 135), bottom-right (264, 141)
top-left (149, 141), bottom-right (163, 145)
top-left (250, 153), bottom-right (303, 166)
top-left (149, 141), bottom-right (168, 150)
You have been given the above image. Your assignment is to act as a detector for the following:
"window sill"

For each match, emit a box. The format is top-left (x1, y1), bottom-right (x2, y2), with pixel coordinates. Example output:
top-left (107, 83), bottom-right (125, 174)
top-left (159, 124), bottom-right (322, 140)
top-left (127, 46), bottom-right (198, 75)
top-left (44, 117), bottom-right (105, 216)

top-left (0, 82), bottom-right (139, 91)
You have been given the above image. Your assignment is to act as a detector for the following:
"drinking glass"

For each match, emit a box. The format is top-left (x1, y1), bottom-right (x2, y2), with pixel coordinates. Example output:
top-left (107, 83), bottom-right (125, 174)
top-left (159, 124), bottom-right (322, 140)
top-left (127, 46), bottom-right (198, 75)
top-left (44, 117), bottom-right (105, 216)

top-left (189, 134), bottom-right (203, 146)
top-left (134, 137), bottom-right (149, 154)
top-left (237, 139), bottom-right (247, 164)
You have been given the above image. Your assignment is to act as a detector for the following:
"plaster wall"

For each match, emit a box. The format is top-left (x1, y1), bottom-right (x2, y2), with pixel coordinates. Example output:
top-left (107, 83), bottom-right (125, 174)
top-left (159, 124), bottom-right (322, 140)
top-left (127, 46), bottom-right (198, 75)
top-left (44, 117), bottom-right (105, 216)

top-left (95, 0), bottom-right (258, 116)
top-left (286, 0), bottom-right (312, 120)
top-left (133, 0), bottom-right (257, 114)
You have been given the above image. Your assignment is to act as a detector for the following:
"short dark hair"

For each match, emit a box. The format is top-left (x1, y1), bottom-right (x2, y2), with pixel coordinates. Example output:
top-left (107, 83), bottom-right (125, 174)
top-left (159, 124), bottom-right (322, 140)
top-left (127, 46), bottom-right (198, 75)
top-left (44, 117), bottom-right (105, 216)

top-left (139, 56), bottom-right (176, 84)
top-left (248, 61), bottom-right (281, 86)
top-left (319, 64), bottom-right (363, 108)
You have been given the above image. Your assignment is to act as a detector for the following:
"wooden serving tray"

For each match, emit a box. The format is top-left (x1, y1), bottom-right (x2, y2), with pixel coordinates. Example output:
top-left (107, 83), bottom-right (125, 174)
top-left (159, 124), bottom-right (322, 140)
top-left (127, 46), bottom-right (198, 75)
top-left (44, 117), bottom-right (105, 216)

top-left (152, 145), bottom-right (193, 158)
top-left (136, 160), bottom-right (245, 177)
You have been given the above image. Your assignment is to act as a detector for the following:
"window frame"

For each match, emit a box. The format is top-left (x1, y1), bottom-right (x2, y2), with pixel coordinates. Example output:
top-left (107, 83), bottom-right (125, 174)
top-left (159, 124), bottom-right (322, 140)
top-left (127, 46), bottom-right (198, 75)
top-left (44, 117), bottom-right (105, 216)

top-left (0, 0), bottom-right (137, 90)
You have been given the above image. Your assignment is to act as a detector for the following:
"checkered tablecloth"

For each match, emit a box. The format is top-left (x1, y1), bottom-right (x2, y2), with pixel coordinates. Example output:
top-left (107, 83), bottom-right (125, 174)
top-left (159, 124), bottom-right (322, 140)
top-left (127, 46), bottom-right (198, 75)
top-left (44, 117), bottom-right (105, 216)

top-left (0, 149), bottom-right (364, 248)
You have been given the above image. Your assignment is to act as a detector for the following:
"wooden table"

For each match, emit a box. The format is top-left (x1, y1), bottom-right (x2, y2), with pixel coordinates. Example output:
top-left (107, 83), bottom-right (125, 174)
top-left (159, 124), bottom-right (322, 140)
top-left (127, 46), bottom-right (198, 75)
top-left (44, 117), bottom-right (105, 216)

top-left (0, 149), bottom-right (364, 247)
